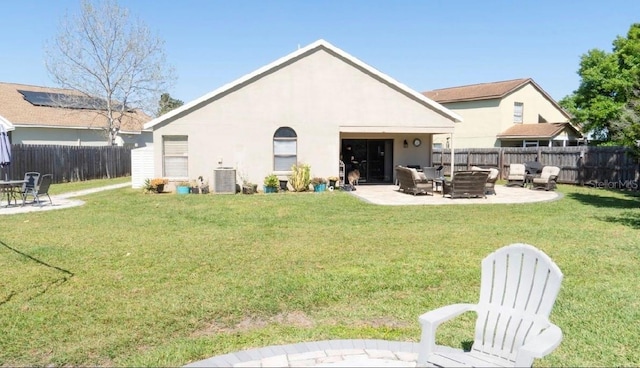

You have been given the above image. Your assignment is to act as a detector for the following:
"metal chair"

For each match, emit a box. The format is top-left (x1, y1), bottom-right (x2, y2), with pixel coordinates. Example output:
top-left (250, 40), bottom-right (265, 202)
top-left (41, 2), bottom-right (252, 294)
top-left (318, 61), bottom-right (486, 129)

top-left (20, 172), bottom-right (40, 206)
top-left (35, 174), bottom-right (53, 206)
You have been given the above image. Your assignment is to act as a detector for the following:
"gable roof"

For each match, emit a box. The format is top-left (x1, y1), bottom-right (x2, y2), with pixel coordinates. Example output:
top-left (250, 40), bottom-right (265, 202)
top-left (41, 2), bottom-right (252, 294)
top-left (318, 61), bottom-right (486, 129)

top-left (423, 78), bottom-right (531, 103)
top-left (0, 82), bottom-right (151, 133)
top-left (144, 39), bottom-right (462, 129)
top-left (497, 122), bottom-right (582, 139)
top-left (422, 78), bottom-right (572, 121)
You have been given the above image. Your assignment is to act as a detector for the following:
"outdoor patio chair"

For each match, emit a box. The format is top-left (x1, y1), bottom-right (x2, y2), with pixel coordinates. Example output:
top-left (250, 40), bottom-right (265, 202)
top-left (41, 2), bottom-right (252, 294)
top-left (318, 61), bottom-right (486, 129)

top-left (34, 174), bottom-right (53, 206)
top-left (531, 166), bottom-right (561, 191)
top-left (506, 163), bottom-right (526, 187)
top-left (417, 243), bottom-right (564, 367)
top-left (20, 171), bottom-right (40, 206)
top-left (422, 167), bottom-right (439, 180)
top-left (395, 166), bottom-right (433, 195)
top-left (472, 166), bottom-right (500, 195)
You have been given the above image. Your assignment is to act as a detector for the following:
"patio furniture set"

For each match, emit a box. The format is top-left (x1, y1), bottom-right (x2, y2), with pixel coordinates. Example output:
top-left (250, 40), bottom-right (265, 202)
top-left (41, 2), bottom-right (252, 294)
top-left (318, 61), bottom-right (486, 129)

top-left (506, 162), bottom-right (561, 190)
top-left (395, 165), bottom-right (500, 199)
top-left (0, 171), bottom-right (52, 208)
top-left (396, 162), bottom-right (559, 199)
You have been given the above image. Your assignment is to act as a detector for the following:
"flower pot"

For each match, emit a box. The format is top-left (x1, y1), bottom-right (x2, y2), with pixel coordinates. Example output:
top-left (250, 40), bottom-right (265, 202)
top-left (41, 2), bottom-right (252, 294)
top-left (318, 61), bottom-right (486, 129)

top-left (191, 187), bottom-right (200, 194)
top-left (176, 186), bottom-right (190, 195)
top-left (313, 183), bottom-right (326, 192)
top-left (155, 184), bottom-right (164, 193)
top-left (242, 184), bottom-right (257, 194)
top-left (328, 180), bottom-right (337, 188)
top-left (263, 185), bottom-right (277, 193)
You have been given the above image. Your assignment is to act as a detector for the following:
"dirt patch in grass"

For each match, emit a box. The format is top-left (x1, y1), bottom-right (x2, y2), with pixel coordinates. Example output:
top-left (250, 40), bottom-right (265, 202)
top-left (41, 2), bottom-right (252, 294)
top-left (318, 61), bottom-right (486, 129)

top-left (192, 310), bottom-right (315, 337)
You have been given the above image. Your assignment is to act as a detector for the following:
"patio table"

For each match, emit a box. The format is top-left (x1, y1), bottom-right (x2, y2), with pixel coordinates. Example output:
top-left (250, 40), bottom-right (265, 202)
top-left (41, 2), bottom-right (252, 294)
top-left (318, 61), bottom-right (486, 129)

top-left (0, 180), bottom-right (26, 207)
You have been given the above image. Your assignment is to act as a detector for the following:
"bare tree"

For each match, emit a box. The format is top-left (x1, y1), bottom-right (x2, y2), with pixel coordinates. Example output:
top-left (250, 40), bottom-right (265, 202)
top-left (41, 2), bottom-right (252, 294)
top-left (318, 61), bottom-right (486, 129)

top-left (45, 0), bottom-right (175, 145)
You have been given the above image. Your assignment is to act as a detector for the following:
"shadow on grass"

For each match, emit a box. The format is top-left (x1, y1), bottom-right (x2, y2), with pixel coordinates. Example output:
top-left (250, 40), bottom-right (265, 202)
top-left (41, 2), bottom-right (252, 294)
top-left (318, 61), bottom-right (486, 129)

top-left (566, 191), bottom-right (640, 209)
top-left (598, 211), bottom-right (640, 229)
top-left (0, 240), bottom-right (74, 306)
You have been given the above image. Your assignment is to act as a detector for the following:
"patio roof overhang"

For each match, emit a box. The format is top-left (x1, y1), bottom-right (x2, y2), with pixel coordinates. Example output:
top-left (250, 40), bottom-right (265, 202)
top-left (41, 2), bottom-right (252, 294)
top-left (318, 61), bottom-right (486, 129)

top-left (340, 126), bottom-right (454, 134)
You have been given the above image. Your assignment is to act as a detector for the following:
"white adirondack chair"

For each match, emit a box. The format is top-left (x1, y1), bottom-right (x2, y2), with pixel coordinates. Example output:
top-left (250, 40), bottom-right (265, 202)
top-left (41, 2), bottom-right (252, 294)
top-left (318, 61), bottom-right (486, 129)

top-left (417, 243), bottom-right (564, 367)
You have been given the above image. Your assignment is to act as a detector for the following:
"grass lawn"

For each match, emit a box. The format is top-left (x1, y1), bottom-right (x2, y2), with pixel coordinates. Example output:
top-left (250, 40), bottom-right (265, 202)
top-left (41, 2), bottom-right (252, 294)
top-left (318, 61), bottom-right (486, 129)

top-left (0, 179), bottom-right (638, 366)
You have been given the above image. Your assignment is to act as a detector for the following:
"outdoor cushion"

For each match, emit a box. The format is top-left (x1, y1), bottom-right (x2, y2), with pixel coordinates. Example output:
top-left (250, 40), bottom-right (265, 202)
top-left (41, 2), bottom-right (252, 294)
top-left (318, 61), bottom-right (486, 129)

top-left (408, 168), bottom-right (427, 181)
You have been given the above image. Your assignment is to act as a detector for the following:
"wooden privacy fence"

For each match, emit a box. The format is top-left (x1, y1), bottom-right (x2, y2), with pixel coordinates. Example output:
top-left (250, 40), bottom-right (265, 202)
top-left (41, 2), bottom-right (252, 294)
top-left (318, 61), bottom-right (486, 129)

top-left (432, 146), bottom-right (640, 185)
top-left (3, 145), bottom-right (132, 183)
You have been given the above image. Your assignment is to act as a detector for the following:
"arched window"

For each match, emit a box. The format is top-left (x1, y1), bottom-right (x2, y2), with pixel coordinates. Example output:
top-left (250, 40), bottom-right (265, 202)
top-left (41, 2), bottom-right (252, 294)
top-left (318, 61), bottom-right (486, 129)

top-left (273, 127), bottom-right (297, 171)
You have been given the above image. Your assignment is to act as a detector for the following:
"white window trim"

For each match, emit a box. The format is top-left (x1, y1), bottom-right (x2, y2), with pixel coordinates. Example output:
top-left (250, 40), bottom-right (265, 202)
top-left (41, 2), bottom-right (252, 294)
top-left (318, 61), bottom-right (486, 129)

top-left (514, 102), bottom-right (524, 124)
top-left (163, 135), bottom-right (188, 179)
top-left (273, 127), bottom-right (297, 172)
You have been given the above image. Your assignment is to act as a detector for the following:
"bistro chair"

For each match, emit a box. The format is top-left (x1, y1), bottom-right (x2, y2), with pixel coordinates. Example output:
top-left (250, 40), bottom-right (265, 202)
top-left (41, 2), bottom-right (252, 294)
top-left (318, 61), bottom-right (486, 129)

top-left (20, 172), bottom-right (40, 206)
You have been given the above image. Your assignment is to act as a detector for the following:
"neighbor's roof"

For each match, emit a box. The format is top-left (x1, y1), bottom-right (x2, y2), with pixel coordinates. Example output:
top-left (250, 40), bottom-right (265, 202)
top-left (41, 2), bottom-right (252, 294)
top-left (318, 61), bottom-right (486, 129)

top-left (144, 39), bottom-right (462, 129)
top-left (497, 122), bottom-right (583, 139)
top-left (423, 78), bottom-right (533, 103)
top-left (423, 78), bottom-right (573, 121)
top-left (0, 82), bottom-right (151, 133)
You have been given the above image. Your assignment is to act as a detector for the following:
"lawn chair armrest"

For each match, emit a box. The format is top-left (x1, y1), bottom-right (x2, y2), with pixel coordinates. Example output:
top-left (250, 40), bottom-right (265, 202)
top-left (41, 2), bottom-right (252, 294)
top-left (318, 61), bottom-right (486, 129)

top-left (418, 303), bottom-right (476, 364)
top-left (515, 322), bottom-right (563, 366)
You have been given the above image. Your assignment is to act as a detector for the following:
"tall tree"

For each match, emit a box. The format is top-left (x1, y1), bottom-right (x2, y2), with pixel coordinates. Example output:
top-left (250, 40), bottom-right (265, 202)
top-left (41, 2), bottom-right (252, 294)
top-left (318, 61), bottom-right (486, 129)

top-left (157, 93), bottom-right (184, 116)
top-left (45, 0), bottom-right (175, 145)
top-left (560, 23), bottom-right (640, 151)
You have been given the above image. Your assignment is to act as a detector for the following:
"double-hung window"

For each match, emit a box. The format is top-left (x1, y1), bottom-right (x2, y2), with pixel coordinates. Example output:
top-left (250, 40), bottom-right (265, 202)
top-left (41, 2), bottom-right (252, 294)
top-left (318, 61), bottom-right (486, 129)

top-left (273, 127), bottom-right (297, 171)
top-left (163, 136), bottom-right (188, 177)
top-left (513, 102), bottom-right (524, 123)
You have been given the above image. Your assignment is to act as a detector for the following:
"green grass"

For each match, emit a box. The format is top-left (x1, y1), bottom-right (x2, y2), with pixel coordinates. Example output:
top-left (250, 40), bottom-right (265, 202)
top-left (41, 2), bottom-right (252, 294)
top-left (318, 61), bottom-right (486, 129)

top-left (47, 176), bottom-right (131, 196)
top-left (1, 181), bottom-right (639, 366)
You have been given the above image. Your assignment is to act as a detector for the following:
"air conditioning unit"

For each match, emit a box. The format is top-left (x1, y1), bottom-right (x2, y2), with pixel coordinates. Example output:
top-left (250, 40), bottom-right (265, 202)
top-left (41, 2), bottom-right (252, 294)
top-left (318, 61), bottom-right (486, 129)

top-left (214, 167), bottom-right (236, 194)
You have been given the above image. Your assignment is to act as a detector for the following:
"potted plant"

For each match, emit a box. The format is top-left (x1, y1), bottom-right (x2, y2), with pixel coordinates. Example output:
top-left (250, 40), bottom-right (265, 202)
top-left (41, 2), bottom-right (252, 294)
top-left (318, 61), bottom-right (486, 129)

top-left (241, 179), bottom-right (258, 194)
top-left (146, 178), bottom-right (168, 193)
top-left (327, 176), bottom-right (339, 188)
top-left (176, 181), bottom-right (191, 195)
top-left (189, 179), bottom-right (200, 194)
top-left (288, 163), bottom-right (311, 192)
top-left (198, 176), bottom-right (210, 194)
top-left (263, 174), bottom-right (279, 193)
top-left (310, 177), bottom-right (327, 192)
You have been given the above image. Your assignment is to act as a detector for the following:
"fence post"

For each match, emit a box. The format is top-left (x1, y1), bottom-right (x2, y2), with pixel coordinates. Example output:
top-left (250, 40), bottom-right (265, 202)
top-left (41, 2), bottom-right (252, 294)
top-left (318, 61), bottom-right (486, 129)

top-left (577, 149), bottom-right (585, 186)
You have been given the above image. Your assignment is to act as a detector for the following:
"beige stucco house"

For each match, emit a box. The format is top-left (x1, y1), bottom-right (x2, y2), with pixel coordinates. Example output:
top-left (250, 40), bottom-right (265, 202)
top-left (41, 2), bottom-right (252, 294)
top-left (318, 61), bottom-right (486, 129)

top-left (423, 78), bottom-right (582, 149)
top-left (142, 39), bottom-right (461, 190)
top-left (0, 82), bottom-right (152, 147)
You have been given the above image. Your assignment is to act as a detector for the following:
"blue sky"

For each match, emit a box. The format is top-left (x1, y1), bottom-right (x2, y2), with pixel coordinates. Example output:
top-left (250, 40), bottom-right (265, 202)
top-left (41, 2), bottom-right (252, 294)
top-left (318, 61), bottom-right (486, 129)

top-left (0, 1), bottom-right (638, 105)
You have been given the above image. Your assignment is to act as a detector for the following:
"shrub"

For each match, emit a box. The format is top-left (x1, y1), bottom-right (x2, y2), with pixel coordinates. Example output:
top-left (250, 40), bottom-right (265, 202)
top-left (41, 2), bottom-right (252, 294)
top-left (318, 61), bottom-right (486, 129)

top-left (289, 163), bottom-right (311, 192)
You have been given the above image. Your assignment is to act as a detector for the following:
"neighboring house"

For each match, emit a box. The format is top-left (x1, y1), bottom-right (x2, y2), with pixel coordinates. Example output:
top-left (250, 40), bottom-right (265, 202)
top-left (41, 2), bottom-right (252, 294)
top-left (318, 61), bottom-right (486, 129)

top-left (423, 78), bottom-right (582, 148)
top-left (0, 82), bottom-right (152, 147)
top-left (142, 39), bottom-right (461, 189)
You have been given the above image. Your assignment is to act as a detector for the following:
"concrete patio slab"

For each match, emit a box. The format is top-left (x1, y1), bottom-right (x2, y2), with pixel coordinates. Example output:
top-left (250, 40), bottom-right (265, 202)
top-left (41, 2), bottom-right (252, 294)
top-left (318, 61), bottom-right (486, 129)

top-left (347, 184), bottom-right (562, 205)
